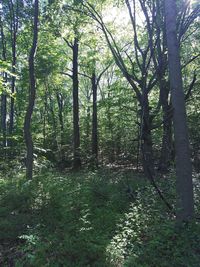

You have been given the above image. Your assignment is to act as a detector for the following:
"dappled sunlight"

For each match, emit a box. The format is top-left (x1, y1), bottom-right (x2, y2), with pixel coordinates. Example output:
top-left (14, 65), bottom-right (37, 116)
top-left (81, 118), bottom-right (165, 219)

top-left (106, 203), bottom-right (144, 266)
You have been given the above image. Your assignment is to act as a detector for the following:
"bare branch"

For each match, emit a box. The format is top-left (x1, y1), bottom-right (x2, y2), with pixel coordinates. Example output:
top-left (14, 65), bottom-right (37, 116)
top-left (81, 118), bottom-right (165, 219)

top-left (185, 72), bottom-right (197, 101)
top-left (181, 54), bottom-right (200, 69)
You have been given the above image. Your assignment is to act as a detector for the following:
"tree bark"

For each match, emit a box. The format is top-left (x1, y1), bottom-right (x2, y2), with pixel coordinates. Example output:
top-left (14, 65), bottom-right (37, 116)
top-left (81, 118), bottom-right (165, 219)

top-left (1, 93), bottom-right (7, 148)
top-left (0, 17), bottom-right (7, 148)
top-left (165, 0), bottom-right (194, 222)
top-left (56, 92), bottom-right (64, 145)
top-left (48, 90), bottom-right (58, 150)
top-left (141, 93), bottom-right (154, 176)
top-left (91, 72), bottom-right (98, 167)
top-left (24, 0), bottom-right (39, 180)
top-left (158, 81), bottom-right (173, 173)
top-left (72, 37), bottom-right (81, 169)
top-left (8, 0), bottom-right (19, 139)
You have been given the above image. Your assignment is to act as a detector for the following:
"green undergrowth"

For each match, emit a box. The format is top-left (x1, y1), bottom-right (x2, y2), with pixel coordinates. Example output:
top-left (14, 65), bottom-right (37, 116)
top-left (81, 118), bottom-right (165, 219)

top-left (0, 168), bottom-right (200, 266)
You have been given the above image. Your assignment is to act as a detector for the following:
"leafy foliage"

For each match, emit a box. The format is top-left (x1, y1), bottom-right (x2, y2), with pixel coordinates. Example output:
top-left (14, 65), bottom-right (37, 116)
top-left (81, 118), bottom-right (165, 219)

top-left (0, 170), bottom-right (200, 266)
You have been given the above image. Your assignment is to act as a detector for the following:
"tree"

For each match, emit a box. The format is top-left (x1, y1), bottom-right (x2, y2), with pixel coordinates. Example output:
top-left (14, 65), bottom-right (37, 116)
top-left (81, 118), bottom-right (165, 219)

top-left (0, 14), bottom-right (7, 148)
top-left (72, 36), bottom-right (81, 169)
top-left (165, 0), bottom-right (194, 222)
top-left (8, 0), bottom-right (20, 139)
top-left (63, 34), bottom-right (82, 169)
top-left (81, 0), bottom-right (162, 175)
top-left (24, 0), bottom-right (39, 180)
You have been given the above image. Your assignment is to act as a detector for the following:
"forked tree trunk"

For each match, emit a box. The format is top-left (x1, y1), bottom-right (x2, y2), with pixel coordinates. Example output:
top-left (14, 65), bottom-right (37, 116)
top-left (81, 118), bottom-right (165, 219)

top-left (24, 0), bottom-right (39, 180)
top-left (165, 0), bottom-right (194, 222)
top-left (72, 37), bottom-right (81, 169)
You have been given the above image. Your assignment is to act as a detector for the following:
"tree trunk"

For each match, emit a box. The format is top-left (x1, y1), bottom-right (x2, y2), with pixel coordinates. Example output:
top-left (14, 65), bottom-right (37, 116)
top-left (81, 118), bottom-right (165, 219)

top-left (43, 87), bottom-right (48, 147)
top-left (158, 81), bottom-right (173, 173)
top-left (9, 31), bottom-right (17, 139)
top-left (48, 91), bottom-right (58, 150)
top-left (141, 93), bottom-right (154, 177)
top-left (56, 92), bottom-right (64, 145)
top-left (24, 0), bottom-right (39, 180)
top-left (8, 0), bottom-right (19, 140)
top-left (165, 0), bottom-right (194, 222)
top-left (91, 72), bottom-right (98, 167)
top-left (85, 90), bottom-right (91, 141)
top-left (1, 93), bottom-right (7, 148)
top-left (72, 37), bottom-right (81, 169)
top-left (0, 17), bottom-right (7, 148)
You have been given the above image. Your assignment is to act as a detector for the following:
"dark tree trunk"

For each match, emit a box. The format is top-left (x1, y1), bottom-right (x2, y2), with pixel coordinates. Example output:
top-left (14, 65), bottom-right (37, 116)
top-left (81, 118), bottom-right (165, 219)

top-left (24, 0), bottom-right (39, 180)
top-left (48, 91), bottom-right (58, 150)
top-left (165, 0), bottom-right (194, 222)
top-left (141, 93), bottom-right (154, 176)
top-left (8, 0), bottom-right (19, 140)
top-left (56, 92), bottom-right (65, 164)
top-left (91, 72), bottom-right (98, 167)
top-left (85, 90), bottom-right (91, 141)
top-left (1, 93), bottom-right (7, 148)
top-left (9, 33), bottom-right (17, 139)
top-left (56, 92), bottom-right (64, 145)
top-left (72, 37), bottom-right (81, 169)
top-left (43, 88), bottom-right (48, 147)
top-left (107, 92), bottom-right (115, 163)
top-left (0, 17), bottom-right (7, 148)
top-left (158, 81), bottom-right (173, 173)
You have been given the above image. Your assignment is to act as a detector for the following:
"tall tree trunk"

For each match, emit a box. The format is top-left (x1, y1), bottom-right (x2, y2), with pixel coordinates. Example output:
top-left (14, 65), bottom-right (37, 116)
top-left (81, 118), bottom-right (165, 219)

top-left (91, 72), bottom-right (98, 167)
top-left (158, 80), bottom-right (173, 173)
top-left (165, 0), bottom-right (194, 222)
top-left (56, 92), bottom-right (64, 145)
top-left (107, 92), bottom-right (115, 163)
top-left (72, 37), bottom-right (81, 169)
top-left (43, 87), bottom-right (48, 147)
top-left (48, 91), bottom-right (58, 150)
top-left (8, 0), bottom-right (19, 140)
top-left (56, 92), bottom-right (65, 164)
top-left (0, 17), bottom-right (7, 148)
top-left (1, 93), bottom-right (7, 148)
top-left (141, 93), bottom-right (154, 176)
top-left (85, 89), bottom-right (91, 142)
top-left (24, 0), bottom-right (39, 180)
top-left (9, 30), bottom-right (17, 140)
top-left (9, 46), bottom-right (16, 139)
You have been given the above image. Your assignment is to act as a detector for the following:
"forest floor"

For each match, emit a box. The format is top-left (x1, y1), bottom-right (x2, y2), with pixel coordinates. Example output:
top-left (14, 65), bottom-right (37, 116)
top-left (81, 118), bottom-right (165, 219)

top-left (1, 163), bottom-right (200, 267)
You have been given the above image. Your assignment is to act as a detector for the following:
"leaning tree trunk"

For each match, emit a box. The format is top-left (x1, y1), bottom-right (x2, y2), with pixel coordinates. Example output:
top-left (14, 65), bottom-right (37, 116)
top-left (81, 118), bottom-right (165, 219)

top-left (24, 0), bottom-right (39, 180)
top-left (165, 0), bottom-right (194, 222)
top-left (91, 72), bottom-right (98, 167)
top-left (72, 37), bottom-right (81, 169)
